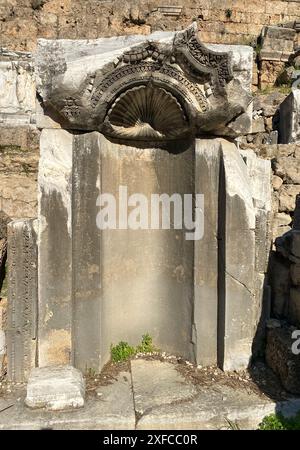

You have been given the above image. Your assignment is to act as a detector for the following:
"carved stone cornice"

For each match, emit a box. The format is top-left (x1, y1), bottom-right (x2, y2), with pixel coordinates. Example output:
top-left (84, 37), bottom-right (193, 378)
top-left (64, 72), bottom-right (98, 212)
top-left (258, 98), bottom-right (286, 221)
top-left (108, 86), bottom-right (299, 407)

top-left (36, 23), bottom-right (252, 140)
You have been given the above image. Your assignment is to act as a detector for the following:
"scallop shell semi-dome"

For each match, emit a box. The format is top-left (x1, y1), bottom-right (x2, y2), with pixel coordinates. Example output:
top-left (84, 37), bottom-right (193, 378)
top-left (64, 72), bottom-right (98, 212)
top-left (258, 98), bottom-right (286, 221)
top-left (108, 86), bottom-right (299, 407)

top-left (106, 84), bottom-right (189, 140)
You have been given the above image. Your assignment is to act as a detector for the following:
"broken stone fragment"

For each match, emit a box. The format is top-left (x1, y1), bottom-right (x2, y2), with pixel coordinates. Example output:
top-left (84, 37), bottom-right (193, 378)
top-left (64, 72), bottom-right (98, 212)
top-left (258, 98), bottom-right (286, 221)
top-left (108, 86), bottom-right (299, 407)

top-left (278, 186), bottom-right (300, 213)
top-left (275, 212), bottom-right (291, 228)
top-left (25, 365), bottom-right (85, 411)
top-left (273, 157), bottom-right (300, 184)
top-left (279, 91), bottom-right (300, 144)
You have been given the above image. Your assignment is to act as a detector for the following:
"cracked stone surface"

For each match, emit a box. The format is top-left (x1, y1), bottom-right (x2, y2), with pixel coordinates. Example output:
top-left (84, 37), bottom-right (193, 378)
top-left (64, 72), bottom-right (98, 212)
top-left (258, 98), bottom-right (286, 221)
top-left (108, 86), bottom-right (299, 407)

top-left (136, 384), bottom-right (276, 430)
top-left (131, 360), bottom-right (197, 416)
top-left (1, 360), bottom-right (300, 430)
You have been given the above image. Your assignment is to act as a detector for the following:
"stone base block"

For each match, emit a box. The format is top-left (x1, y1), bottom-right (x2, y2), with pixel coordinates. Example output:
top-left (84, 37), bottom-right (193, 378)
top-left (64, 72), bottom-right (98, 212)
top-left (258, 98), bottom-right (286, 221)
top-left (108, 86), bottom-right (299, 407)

top-left (25, 365), bottom-right (85, 411)
top-left (266, 325), bottom-right (300, 394)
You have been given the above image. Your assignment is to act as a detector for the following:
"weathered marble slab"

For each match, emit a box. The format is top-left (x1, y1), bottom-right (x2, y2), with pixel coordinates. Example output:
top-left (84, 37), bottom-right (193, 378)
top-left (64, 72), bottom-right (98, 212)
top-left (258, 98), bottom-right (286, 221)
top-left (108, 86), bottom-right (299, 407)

top-left (25, 365), bottom-right (85, 411)
top-left (38, 129), bottom-right (73, 367)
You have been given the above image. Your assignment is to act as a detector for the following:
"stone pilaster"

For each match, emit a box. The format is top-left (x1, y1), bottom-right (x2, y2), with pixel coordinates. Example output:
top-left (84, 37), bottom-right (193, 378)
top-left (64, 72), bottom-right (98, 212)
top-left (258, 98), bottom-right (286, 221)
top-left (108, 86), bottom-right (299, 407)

top-left (38, 129), bottom-right (73, 367)
top-left (7, 219), bottom-right (38, 382)
top-left (72, 132), bottom-right (102, 372)
top-left (194, 139), bottom-right (221, 366)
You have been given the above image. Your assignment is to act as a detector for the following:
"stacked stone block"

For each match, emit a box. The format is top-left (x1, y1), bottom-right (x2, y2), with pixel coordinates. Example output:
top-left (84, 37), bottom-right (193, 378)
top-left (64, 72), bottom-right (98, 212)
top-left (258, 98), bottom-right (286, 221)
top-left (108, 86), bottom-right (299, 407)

top-left (1, 1), bottom-right (300, 52)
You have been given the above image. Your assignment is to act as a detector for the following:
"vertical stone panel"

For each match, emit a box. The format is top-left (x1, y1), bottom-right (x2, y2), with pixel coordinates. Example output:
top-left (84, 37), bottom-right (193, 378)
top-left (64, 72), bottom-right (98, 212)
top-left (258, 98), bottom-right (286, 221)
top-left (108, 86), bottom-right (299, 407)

top-left (194, 139), bottom-right (221, 366)
top-left (72, 132), bottom-right (102, 373)
top-left (98, 135), bottom-right (195, 365)
top-left (219, 140), bottom-right (256, 371)
top-left (240, 149), bottom-right (272, 356)
top-left (7, 219), bottom-right (38, 382)
top-left (38, 129), bottom-right (73, 367)
top-left (279, 90), bottom-right (300, 144)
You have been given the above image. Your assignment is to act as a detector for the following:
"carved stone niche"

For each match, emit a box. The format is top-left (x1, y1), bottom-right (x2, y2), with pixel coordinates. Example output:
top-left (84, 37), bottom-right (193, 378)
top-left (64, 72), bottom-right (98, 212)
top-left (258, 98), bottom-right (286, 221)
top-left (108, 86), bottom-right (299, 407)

top-left (35, 23), bottom-right (253, 141)
top-left (7, 25), bottom-right (267, 387)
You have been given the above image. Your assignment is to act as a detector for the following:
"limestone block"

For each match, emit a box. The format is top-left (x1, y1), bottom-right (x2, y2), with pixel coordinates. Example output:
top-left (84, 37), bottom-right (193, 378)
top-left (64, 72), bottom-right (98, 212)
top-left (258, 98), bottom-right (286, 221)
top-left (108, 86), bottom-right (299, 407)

top-left (0, 174), bottom-right (38, 220)
top-left (273, 157), bottom-right (300, 184)
top-left (0, 125), bottom-right (39, 150)
top-left (25, 365), bottom-right (85, 410)
top-left (259, 60), bottom-right (285, 90)
top-left (278, 185), bottom-right (300, 213)
top-left (7, 219), bottom-right (38, 382)
top-left (251, 117), bottom-right (265, 134)
top-left (272, 175), bottom-right (283, 191)
top-left (275, 212), bottom-right (291, 228)
top-left (266, 326), bottom-right (300, 395)
top-left (38, 129), bottom-right (73, 367)
top-left (253, 92), bottom-right (286, 117)
top-left (260, 26), bottom-right (295, 62)
top-left (279, 91), bottom-right (300, 144)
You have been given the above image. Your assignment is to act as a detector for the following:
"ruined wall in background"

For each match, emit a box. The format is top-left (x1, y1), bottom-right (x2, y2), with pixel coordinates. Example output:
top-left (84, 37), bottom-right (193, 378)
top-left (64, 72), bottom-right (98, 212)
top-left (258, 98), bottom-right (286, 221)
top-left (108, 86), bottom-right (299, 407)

top-left (0, 50), bottom-right (38, 220)
top-left (242, 143), bottom-right (300, 240)
top-left (0, 0), bottom-right (299, 224)
top-left (1, 0), bottom-right (300, 52)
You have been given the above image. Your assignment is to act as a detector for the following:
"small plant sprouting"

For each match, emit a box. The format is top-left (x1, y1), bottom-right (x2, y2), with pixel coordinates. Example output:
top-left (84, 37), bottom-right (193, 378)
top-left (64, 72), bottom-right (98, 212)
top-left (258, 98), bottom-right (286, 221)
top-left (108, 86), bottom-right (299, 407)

top-left (136, 333), bottom-right (156, 354)
top-left (110, 334), bottom-right (157, 362)
top-left (225, 9), bottom-right (232, 19)
top-left (111, 341), bottom-right (136, 363)
top-left (259, 412), bottom-right (300, 430)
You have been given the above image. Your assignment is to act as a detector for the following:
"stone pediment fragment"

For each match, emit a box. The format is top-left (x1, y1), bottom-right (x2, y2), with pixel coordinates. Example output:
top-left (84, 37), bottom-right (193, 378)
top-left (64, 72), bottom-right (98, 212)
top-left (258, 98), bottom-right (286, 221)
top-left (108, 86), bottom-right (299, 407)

top-left (35, 23), bottom-right (253, 140)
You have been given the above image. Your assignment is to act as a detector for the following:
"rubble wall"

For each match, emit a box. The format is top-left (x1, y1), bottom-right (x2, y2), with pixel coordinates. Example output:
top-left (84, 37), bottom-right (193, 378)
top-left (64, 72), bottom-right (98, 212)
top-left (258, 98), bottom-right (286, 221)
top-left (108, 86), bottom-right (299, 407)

top-left (1, 1), bottom-right (300, 52)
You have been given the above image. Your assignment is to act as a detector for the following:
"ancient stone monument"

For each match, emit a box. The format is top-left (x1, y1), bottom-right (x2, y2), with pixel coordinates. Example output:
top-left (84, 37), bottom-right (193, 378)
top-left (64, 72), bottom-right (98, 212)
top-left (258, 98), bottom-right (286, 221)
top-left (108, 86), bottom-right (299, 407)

top-left (6, 24), bottom-right (272, 394)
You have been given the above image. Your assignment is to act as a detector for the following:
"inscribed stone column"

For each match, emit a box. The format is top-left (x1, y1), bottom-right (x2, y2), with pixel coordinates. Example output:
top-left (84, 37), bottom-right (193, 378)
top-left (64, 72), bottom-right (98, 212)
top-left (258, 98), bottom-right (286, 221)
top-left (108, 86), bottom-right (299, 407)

top-left (7, 219), bottom-right (38, 381)
top-left (194, 139), bottom-right (221, 366)
top-left (72, 132), bottom-right (102, 372)
top-left (38, 129), bottom-right (73, 367)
